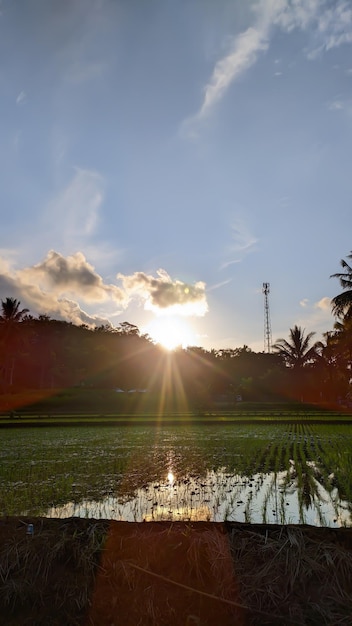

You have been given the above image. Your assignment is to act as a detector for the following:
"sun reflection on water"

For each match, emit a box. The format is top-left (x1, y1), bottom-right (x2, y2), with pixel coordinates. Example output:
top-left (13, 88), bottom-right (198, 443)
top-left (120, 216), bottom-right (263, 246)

top-left (45, 468), bottom-right (352, 527)
top-left (167, 470), bottom-right (175, 485)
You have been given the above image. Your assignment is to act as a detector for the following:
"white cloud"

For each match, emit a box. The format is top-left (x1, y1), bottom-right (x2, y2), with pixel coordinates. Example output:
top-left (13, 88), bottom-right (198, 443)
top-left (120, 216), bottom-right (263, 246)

top-left (44, 168), bottom-right (104, 248)
top-left (22, 250), bottom-right (126, 304)
top-left (231, 217), bottom-right (258, 253)
top-left (231, 218), bottom-right (258, 252)
top-left (16, 91), bottom-right (26, 105)
top-left (198, 26), bottom-right (269, 120)
top-left (328, 99), bottom-right (344, 110)
top-left (269, 0), bottom-right (321, 32)
top-left (318, 2), bottom-right (352, 51)
top-left (0, 252), bottom-right (209, 324)
top-left (0, 270), bottom-right (113, 329)
top-left (184, 0), bottom-right (352, 128)
top-left (327, 97), bottom-right (352, 115)
top-left (117, 269), bottom-right (208, 317)
top-left (221, 217), bottom-right (258, 269)
top-left (314, 296), bottom-right (331, 311)
top-left (296, 295), bottom-right (333, 339)
top-left (300, 298), bottom-right (309, 307)
top-left (207, 279), bottom-right (233, 292)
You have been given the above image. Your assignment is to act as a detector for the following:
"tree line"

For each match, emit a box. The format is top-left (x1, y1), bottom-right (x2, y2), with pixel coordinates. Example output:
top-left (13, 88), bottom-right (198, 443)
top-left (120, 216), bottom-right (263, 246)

top-left (1, 251), bottom-right (352, 407)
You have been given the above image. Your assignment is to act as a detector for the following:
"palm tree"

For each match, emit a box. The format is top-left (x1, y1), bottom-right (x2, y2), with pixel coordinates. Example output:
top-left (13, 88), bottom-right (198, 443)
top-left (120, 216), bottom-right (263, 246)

top-left (331, 251), bottom-right (352, 319)
top-left (0, 298), bottom-right (29, 386)
top-left (272, 325), bottom-right (322, 369)
top-left (0, 297), bottom-right (29, 323)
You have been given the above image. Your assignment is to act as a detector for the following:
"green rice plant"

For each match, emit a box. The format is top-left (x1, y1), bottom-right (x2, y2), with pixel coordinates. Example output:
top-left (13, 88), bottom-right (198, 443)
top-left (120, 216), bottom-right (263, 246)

top-left (1, 423), bottom-right (352, 525)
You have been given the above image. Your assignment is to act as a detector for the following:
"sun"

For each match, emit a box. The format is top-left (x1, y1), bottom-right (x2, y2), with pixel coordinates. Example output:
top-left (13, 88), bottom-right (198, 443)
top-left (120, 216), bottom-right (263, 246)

top-left (144, 316), bottom-right (195, 351)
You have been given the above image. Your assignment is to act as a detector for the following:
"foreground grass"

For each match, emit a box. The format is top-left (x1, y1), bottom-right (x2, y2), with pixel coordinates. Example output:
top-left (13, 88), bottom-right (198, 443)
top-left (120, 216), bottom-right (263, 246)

top-left (1, 518), bottom-right (351, 626)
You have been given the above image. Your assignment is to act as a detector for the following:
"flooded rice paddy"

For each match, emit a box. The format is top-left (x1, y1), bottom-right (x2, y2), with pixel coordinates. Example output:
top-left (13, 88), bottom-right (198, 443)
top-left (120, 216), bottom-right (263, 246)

top-left (1, 423), bottom-right (352, 526)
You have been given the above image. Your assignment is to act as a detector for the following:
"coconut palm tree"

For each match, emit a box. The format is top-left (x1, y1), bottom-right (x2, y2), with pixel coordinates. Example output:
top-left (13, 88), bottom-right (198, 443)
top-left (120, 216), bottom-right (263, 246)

top-left (0, 297), bottom-right (29, 323)
top-left (0, 298), bottom-right (29, 386)
top-left (272, 325), bottom-right (322, 369)
top-left (331, 251), bottom-right (352, 319)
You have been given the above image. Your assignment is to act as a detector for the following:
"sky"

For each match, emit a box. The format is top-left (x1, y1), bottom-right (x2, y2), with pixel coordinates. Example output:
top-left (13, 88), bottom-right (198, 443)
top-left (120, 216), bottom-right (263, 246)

top-left (1, 0), bottom-right (352, 351)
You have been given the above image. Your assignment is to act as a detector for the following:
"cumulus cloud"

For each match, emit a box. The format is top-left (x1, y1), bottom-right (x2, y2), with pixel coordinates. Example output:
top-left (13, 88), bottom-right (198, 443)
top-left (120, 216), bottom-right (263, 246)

top-left (0, 250), bottom-right (127, 328)
top-left (296, 295), bottom-right (333, 338)
top-left (23, 250), bottom-right (125, 304)
top-left (0, 252), bottom-right (208, 325)
top-left (0, 270), bottom-right (112, 328)
top-left (185, 0), bottom-right (352, 126)
top-left (118, 269), bottom-right (208, 316)
top-left (314, 296), bottom-right (332, 311)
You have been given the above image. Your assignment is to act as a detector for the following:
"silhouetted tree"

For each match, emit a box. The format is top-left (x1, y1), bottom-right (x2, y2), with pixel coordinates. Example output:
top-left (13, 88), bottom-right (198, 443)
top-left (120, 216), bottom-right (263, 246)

top-left (272, 326), bottom-right (323, 402)
top-left (0, 297), bottom-right (29, 323)
top-left (273, 326), bottom-right (322, 369)
top-left (0, 298), bottom-right (29, 386)
top-left (331, 251), bottom-right (352, 319)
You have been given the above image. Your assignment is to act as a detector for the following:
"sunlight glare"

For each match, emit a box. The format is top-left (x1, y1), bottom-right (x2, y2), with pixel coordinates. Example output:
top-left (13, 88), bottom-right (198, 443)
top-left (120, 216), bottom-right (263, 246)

top-left (144, 316), bottom-right (195, 350)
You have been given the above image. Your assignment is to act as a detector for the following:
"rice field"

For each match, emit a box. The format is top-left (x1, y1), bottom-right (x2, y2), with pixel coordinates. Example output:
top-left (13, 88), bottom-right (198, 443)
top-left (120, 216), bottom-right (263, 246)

top-left (1, 423), bottom-right (352, 526)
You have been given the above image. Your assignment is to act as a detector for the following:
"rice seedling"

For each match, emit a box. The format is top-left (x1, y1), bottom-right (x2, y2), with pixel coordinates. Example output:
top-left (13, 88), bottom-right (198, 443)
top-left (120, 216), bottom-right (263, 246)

top-left (1, 423), bottom-right (352, 526)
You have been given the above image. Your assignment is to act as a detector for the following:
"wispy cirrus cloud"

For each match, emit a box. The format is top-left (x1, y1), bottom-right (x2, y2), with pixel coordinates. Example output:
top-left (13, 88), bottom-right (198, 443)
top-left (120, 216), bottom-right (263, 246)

top-left (221, 216), bottom-right (258, 269)
top-left (198, 26), bottom-right (269, 121)
top-left (327, 97), bottom-right (352, 115)
top-left (231, 217), bottom-right (258, 253)
top-left (328, 98), bottom-right (344, 110)
top-left (44, 168), bottom-right (104, 248)
top-left (184, 0), bottom-right (352, 129)
top-left (16, 90), bottom-right (26, 105)
top-left (64, 60), bottom-right (106, 85)
top-left (309, 1), bottom-right (352, 55)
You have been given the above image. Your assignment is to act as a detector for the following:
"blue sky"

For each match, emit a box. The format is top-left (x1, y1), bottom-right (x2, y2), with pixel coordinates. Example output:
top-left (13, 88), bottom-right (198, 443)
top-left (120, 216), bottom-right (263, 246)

top-left (1, 0), bottom-right (352, 351)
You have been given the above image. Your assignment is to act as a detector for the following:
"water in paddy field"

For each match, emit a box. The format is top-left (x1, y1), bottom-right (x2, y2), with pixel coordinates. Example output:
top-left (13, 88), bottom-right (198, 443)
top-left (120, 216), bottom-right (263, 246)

top-left (1, 424), bottom-right (352, 526)
top-left (47, 468), bottom-right (350, 526)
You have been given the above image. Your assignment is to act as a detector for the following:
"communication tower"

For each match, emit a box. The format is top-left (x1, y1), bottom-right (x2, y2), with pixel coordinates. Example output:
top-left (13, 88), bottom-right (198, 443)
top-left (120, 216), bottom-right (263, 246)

top-left (262, 282), bottom-right (272, 353)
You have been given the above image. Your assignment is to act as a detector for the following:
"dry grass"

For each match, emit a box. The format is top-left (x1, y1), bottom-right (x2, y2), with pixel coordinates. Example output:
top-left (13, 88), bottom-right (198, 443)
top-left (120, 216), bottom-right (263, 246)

top-left (0, 518), bottom-right (351, 625)
top-left (227, 522), bottom-right (352, 625)
top-left (0, 517), bottom-right (109, 626)
top-left (87, 521), bottom-right (243, 626)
